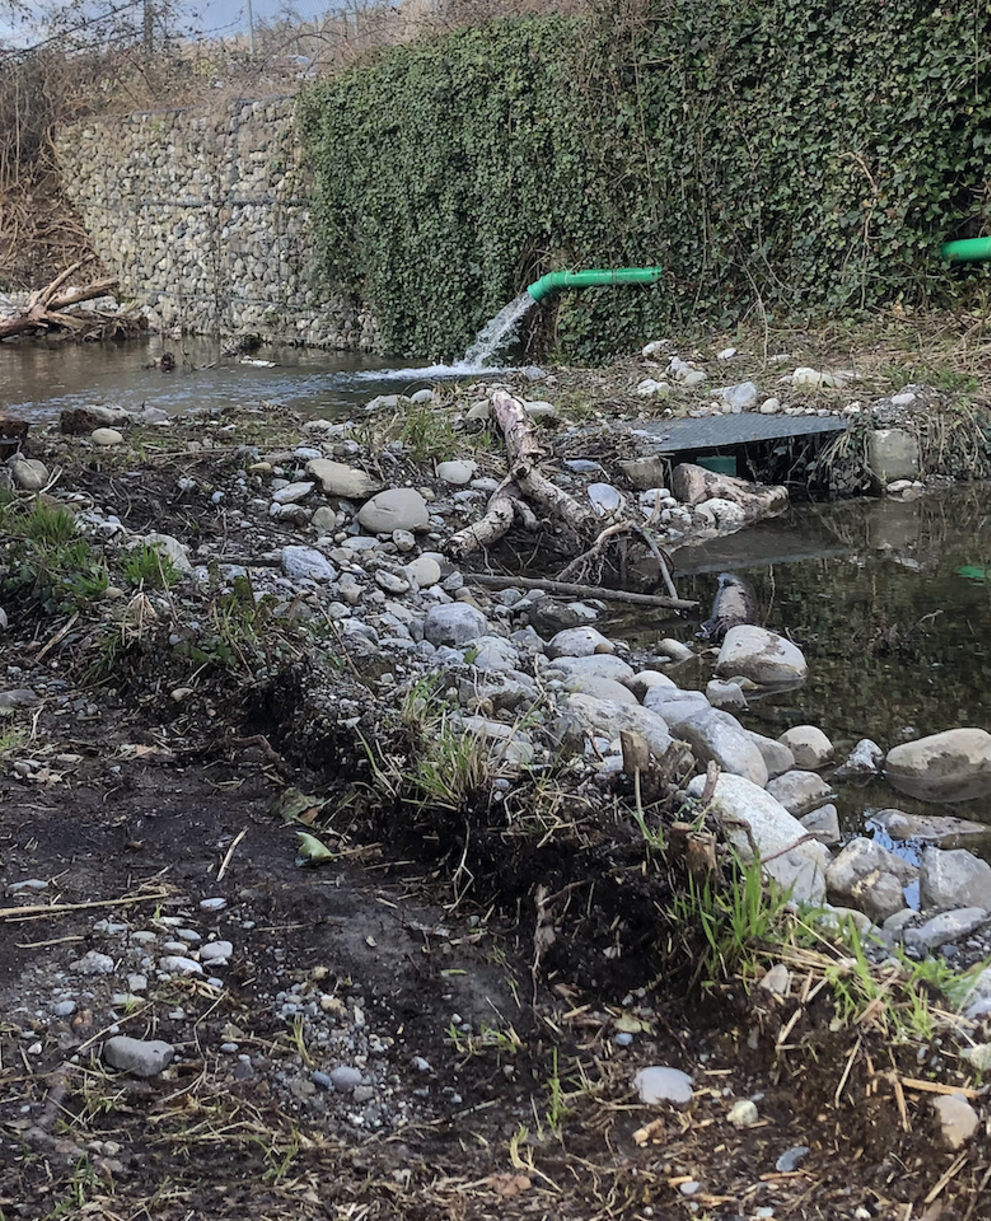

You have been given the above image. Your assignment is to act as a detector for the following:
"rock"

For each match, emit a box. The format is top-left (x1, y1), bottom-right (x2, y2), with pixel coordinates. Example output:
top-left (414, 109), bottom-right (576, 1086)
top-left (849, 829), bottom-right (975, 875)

top-left (375, 570), bottom-right (410, 595)
top-left (766, 771), bottom-right (833, 817)
top-left (760, 398), bottom-right (781, 414)
top-left (280, 546), bottom-right (337, 582)
top-left (903, 907), bottom-right (989, 952)
top-left (556, 694), bottom-right (672, 760)
top-left (636, 378), bottom-right (670, 397)
top-left (330, 1065), bottom-right (362, 1093)
top-left (201, 941), bottom-right (234, 962)
top-left (306, 459), bottom-right (381, 499)
top-left (619, 455), bottom-right (670, 489)
top-left (405, 555), bottom-right (442, 588)
top-left (633, 1066), bottom-right (693, 1106)
top-left (868, 428), bottom-right (919, 483)
top-left (10, 457), bottom-right (49, 491)
top-left (644, 687), bottom-right (712, 728)
top-left (676, 708), bottom-right (768, 786)
top-left (159, 955), bottom-right (204, 975)
top-left (70, 950), bottom-right (115, 975)
top-left (833, 738), bottom-right (884, 781)
top-left (272, 481), bottom-right (314, 505)
top-left (778, 726), bottom-right (833, 769)
top-left (550, 654), bottom-right (634, 684)
top-left (885, 728), bottom-right (991, 803)
top-left (706, 679), bottom-right (747, 710)
top-left (91, 427), bottom-right (124, 446)
top-left (868, 808), bottom-right (991, 852)
top-left (670, 463), bottom-right (788, 519)
top-left (657, 638), bottom-right (694, 663)
top-left (624, 670), bottom-right (677, 701)
top-left (436, 460), bottom-right (477, 485)
top-left (104, 1036), bottom-right (175, 1078)
top-left (759, 963), bottom-right (791, 997)
top-left (461, 717), bottom-right (534, 768)
top-left (357, 488), bottom-right (430, 534)
top-left (685, 773), bottom-right (828, 904)
top-left (716, 381), bottom-right (758, 411)
top-left (932, 1094), bottom-right (979, 1150)
top-left (311, 506), bottom-right (337, 533)
top-left (960, 1044), bottom-right (991, 1072)
top-left (136, 531), bottom-right (193, 573)
top-left (826, 837), bottom-right (917, 896)
top-left (775, 1147), bottom-right (810, 1174)
top-left (715, 625), bottom-right (807, 686)
top-left (563, 674), bottom-right (639, 705)
top-left (727, 1099), bottom-right (759, 1128)
top-left (745, 732), bottom-right (795, 780)
top-left (919, 847), bottom-right (991, 912)
top-left (588, 482), bottom-right (626, 517)
top-left (799, 804), bottom-right (841, 846)
top-left (468, 636), bottom-right (521, 672)
top-left (547, 627), bottom-right (615, 659)
top-left (423, 603), bottom-right (488, 647)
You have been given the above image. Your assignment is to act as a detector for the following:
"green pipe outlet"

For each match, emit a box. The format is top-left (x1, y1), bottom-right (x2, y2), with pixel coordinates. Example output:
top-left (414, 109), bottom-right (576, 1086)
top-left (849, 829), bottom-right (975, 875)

top-left (942, 237), bottom-right (991, 263)
top-left (526, 266), bottom-right (663, 303)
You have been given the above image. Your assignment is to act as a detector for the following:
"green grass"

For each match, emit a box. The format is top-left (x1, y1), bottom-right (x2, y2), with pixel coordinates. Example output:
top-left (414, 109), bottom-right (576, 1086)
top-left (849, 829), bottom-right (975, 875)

top-left (669, 851), bottom-right (794, 987)
top-left (124, 542), bottom-right (180, 589)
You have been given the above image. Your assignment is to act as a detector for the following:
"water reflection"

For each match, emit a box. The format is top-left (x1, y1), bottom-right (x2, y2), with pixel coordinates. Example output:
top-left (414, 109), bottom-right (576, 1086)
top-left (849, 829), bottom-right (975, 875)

top-left (612, 485), bottom-right (991, 823)
top-left (0, 335), bottom-right (474, 422)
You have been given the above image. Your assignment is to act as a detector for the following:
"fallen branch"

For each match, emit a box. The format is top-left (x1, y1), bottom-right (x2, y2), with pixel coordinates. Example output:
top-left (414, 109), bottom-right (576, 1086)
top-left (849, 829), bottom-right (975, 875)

top-left (447, 481), bottom-right (533, 561)
top-left (0, 260), bottom-right (120, 342)
top-left (467, 572), bottom-right (697, 610)
top-left (0, 889), bottom-right (171, 921)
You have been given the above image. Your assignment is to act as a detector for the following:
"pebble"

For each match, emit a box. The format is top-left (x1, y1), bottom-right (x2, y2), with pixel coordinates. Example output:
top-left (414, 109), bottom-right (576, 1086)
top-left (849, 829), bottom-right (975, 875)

top-left (775, 1146), bottom-right (810, 1172)
top-left (199, 897), bottom-right (227, 911)
top-left (330, 1065), bottom-right (362, 1093)
top-left (727, 1099), bottom-right (759, 1127)
top-left (633, 1065), bottom-right (693, 1105)
top-left (104, 1035), bottom-right (175, 1078)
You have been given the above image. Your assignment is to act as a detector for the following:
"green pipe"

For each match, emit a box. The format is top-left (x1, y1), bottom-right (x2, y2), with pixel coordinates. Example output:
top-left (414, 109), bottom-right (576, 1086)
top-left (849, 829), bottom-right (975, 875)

top-left (942, 237), bottom-right (991, 263)
top-left (526, 266), bottom-right (663, 303)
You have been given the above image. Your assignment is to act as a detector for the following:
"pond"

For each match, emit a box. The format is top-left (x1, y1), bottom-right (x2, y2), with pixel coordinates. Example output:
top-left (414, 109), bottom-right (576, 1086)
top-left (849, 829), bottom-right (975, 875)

top-left (613, 484), bottom-right (991, 828)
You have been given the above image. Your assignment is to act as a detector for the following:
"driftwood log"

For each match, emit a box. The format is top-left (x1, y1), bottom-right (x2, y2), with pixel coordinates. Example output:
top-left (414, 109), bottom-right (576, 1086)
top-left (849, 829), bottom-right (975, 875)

top-left (0, 259), bottom-right (120, 342)
top-left (448, 389), bottom-right (694, 609)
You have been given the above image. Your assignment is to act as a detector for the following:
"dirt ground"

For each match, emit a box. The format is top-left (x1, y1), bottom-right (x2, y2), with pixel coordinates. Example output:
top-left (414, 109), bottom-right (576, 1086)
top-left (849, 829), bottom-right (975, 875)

top-left (2, 377), bottom-right (991, 1220)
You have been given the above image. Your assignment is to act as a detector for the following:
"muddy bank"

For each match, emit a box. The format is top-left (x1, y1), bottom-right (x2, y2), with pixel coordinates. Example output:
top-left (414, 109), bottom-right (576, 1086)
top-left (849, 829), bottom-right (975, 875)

top-left (3, 366), bottom-right (991, 1219)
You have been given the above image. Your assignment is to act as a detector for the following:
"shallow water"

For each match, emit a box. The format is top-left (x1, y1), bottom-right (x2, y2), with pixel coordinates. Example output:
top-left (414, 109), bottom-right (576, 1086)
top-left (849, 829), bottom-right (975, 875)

top-left (612, 484), bottom-right (991, 826)
top-left (0, 335), bottom-right (509, 423)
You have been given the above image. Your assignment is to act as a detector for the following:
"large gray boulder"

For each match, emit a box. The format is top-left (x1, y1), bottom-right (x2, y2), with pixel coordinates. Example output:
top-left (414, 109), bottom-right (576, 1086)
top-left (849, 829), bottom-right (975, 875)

top-left (745, 731), bottom-right (795, 780)
top-left (357, 488), bottom-right (430, 534)
top-left (676, 708), bottom-right (768, 787)
top-left (562, 674), bottom-right (639, 705)
top-left (685, 772), bottom-right (828, 904)
top-left (825, 836), bottom-right (915, 920)
top-left (423, 604), bottom-right (488, 647)
top-left (547, 626), bottom-right (615, 659)
top-left (555, 694), bottom-right (672, 759)
top-left (919, 847), bottom-right (991, 912)
top-left (548, 654), bottom-right (634, 683)
top-left (715, 625), bottom-right (807, 686)
top-left (885, 729), bottom-right (991, 803)
top-left (766, 770), bottom-right (834, 817)
top-left (778, 725), bottom-right (833, 769)
top-left (643, 687), bottom-right (710, 727)
top-left (869, 808), bottom-right (991, 853)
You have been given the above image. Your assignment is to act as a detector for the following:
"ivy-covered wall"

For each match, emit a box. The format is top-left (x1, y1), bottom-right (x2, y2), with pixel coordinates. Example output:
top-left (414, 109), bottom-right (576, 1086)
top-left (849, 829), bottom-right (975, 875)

top-left (299, 1), bottom-right (991, 361)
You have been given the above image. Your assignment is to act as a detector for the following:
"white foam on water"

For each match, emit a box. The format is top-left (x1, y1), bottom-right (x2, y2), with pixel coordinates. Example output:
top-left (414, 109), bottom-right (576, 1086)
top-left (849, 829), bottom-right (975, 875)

top-left (351, 293), bottom-right (535, 383)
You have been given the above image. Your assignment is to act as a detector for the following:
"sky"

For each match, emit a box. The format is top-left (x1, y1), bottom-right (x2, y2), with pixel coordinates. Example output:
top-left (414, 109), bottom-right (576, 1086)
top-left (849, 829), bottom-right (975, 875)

top-left (0, 0), bottom-right (347, 48)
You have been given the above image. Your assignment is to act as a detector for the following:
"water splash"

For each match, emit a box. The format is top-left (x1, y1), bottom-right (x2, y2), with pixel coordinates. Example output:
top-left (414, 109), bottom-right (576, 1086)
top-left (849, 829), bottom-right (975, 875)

top-left (462, 292), bottom-right (535, 368)
top-left (353, 292), bottom-right (535, 383)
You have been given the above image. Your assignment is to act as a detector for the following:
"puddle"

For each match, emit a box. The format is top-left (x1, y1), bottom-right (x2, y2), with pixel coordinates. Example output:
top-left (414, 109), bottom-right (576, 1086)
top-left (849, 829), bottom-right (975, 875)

top-left (610, 484), bottom-right (991, 827)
